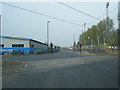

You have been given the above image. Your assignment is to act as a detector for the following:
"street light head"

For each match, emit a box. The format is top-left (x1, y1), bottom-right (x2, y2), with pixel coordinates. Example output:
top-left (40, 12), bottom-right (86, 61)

top-left (84, 23), bottom-right (86, 25)
top-left (47, 21), bottom-right (50, 23)
top-left (106, 2), bottom-right (109, 8)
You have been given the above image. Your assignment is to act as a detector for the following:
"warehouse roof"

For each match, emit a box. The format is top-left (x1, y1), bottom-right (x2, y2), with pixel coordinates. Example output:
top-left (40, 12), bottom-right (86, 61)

top-left (1, 36), bottom-right (31, 40)
top-left (1, 36), bottom-right (48, 46)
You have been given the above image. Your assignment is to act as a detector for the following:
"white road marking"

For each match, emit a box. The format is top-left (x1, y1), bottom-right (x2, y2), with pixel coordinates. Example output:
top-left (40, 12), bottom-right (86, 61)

top-left (0, 76), bottom-right (6, 79)
top-left (24, 64), bottom-right (27, 68)
top-left (15, 64), bottom-right (27, 72)
top-left (2, 64), bottom-right (28, 78)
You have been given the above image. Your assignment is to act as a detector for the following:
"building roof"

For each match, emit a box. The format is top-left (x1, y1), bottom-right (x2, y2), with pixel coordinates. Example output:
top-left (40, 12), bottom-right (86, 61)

top-left (1, 36), bottom-right (31, 40)
top-left (1, 36), bottom-right (48, 46)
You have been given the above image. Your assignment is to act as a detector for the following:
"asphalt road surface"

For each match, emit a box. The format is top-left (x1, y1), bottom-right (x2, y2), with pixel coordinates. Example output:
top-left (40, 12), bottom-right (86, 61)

top-left (2, 50), bottom-right (84, 62)
top-left (2, 50), bottom-right (118, 88)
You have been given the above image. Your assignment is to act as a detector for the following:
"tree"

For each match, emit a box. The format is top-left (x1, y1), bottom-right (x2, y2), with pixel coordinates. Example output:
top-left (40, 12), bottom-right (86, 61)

top-left (107, 30), bottom-right (118, 46)
top-left (79, 17), bottom-right (114, 47)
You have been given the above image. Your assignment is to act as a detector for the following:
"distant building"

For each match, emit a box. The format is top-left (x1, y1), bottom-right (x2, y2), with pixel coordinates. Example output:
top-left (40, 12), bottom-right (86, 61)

top-left (0, 36), bottom-right (48, 54)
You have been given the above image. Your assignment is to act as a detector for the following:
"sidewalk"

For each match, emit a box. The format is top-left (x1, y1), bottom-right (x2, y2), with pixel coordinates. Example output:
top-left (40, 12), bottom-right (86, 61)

top-left (73, 50), bottom-right (118, 56)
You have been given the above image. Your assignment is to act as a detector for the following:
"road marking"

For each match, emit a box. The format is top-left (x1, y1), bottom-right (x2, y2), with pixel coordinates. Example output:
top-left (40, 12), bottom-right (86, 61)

top-left (0, 76), bottom-right (6, 79)
top-left (15, 64), bottom-right (27, 72)
top-left (0, 64), bottom-right (28, 79)
top-left (24, 64), bottom-right (27, 68)
top-left (16, 68), bottom-right (23, 72)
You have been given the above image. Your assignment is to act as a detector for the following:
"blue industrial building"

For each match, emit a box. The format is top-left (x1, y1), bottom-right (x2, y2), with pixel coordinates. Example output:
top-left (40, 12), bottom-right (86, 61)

top-left (0, 36), bottom-right (48, 54)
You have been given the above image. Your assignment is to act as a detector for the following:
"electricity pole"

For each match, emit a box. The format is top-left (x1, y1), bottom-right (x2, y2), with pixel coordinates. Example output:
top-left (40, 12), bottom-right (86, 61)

top-left (81, 30), bottom-right (83, 45)
top-left (118, 1), bottom-right (120, 30)
top-left (0, 15), bottom-right (1, 36)
top-left (84, 23), bottom-right (86, 32)
top-left (118, 1), bottom-right (120, 53)
top-left (47, 21), bottom-right (50, 46)
top-left (73, 34), bottom-right (75, 51)
top-left (105, 2), bottom-right (109, 46)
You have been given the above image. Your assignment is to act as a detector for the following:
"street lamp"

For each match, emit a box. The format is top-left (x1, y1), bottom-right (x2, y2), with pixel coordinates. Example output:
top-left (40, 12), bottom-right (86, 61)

top-left (81, 30), bottom-right (83, 45)
top-left (47, 21), bottom-right (50, 46)
top-left (88, 37), bottom-right (90, 53)
top-left (105, 2), bottom-right (109, 45)
top-left (88, 37), bottom-right (90, 48)
top-left (96, 26), bottom-right (100, 51)
top-left (73, 34), bottom-right (75, 51)
top-left (84, 23), bottom-right (86, 32)
top-left (103, 36), bottom-right (106, 50)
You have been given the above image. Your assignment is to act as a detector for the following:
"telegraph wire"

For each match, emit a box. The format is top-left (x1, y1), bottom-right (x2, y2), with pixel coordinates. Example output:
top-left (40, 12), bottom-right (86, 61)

top-left (0, 2), bottom-right (83, 26)
top-left (54, 0), bottom-right (101, 21)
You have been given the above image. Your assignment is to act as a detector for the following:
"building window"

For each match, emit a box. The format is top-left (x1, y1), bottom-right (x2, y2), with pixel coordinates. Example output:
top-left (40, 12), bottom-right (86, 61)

top-left (31, 45), bottom-right (34, 48)
top-left (0, 44), bottom-right (4, 48)
top-left (12, 44), bottom-right (24, 47)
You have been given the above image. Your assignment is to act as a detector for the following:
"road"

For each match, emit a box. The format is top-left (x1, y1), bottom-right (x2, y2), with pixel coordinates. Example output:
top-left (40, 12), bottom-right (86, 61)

top-left (2, 50), bottom-right (118, 88)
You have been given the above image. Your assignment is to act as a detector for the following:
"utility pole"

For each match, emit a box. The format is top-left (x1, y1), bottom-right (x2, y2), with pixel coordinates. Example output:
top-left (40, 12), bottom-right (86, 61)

top-left (103, 36), bottom-right (105, 50)
top-left (118, 1), bottom-right (120, 30)
top-left (81, 30), bottom-right (83, 45)
top-left (80, 30), bottom-right (83, 45)
top-left (91, 39), bottom-right (92, 49)
top-left (98, 36), bottom-right (99, 47)
top-left (83, 23), bottom-right (86, 48)
top-left (118, 1), bottom-right (120, 53)
top-left (84, 23), bottom-right (86, 32)
top-left (88, 37), bottom-right (90, 53)
top-left (73, 34), bottom-right (75, 51)
top-left (105, 2), bottom-right (109, 46)
top-left (81, 23), bottom-right (86, 46)
top-left (97, 26), bottom-right (100, 51)
top-left (47, 21), bottom-right (50, 46)
top-left (0, 15), bottom-right (1, 36)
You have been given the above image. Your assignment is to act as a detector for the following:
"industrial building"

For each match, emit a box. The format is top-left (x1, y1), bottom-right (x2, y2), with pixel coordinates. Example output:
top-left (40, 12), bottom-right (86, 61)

top-left (0, 36), bottom-right (48, 54)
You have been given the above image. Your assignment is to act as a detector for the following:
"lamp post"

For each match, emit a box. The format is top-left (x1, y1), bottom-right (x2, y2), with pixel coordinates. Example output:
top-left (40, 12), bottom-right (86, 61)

top-left (73, 34), bottom-right (75, 51)
top-left (118, 1), bottom-right (120, 53)
top-left (103, 36), bottom-right (106, 50)
top-left (88, 37), bottom-right (90, 53)
top-left (82, 23), bottom-right (86, 46)
top-left (84, 23), bottom-right (86, 32)
top-left (97, 26), bottom-right (100, 51)
top-left (47, 21), bottom-right (50, 46)
top-left (105, 2), bottom-right (109, 47)
top-left (81, 30), bottom-right (83, 45)
top-left (0, 15), bottom-right (1, 34)
top-left (91, 39), bottom-right (92, 48)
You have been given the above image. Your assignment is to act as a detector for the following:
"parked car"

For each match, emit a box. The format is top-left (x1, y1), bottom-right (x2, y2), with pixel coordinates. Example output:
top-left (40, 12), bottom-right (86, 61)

top-left (12, 49), bottom-right (24, 54)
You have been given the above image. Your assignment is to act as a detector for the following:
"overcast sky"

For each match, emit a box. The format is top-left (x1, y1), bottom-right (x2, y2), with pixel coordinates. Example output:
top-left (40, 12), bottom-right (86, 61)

top-left (0, 1), bottom-right (118, 47)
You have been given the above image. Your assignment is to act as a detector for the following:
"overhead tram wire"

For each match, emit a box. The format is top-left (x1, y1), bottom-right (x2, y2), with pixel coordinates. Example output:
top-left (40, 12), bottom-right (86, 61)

top-left (54, 0), bottom-right (101, 21)
top-left (87, 6), bottom-right (118, 25)
top-left (0, 2), bottom-right (83, 26)
top-left (55, 0), bottom-right (118, 29)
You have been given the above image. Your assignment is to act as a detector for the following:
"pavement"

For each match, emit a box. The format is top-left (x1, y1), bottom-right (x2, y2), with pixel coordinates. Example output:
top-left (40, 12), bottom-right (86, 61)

top-left (72, 50), bottom-right (118, 56)
top-left (1, 50), bottom-right (118, 88)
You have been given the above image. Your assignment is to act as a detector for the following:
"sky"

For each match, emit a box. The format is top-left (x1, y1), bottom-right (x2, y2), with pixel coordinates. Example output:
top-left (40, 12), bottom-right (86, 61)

top-left (0, 0), bottom-right (119, 47)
